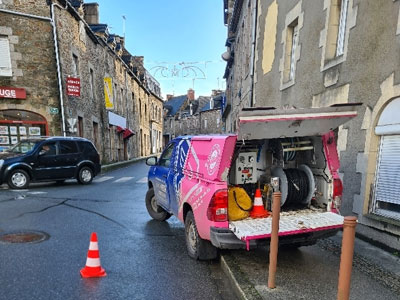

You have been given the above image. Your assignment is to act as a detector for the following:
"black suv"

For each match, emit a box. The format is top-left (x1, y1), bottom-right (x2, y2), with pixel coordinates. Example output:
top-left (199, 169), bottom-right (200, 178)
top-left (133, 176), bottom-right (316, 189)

top-left (0, 137), bottom-right (101, 189)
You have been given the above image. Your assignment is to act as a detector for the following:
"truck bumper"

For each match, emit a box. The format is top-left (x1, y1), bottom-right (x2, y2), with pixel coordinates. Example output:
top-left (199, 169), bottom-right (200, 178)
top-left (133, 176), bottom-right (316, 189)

top-left (210, 227), bottom-right (257, 250)
top-left (210, 226), bottom-right (339, 250)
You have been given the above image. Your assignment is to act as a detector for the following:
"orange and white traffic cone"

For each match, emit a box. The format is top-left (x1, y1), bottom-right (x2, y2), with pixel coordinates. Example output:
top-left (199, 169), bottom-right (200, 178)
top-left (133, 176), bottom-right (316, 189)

top-left (250, 188), bottom-right (269, 218)
top-left (80, 232), bottom-right (107, 278)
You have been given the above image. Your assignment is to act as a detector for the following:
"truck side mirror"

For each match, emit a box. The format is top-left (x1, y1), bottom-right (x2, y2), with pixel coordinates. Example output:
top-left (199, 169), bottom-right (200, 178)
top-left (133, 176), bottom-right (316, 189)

top-left (146, 156), bottom-right (158, 166)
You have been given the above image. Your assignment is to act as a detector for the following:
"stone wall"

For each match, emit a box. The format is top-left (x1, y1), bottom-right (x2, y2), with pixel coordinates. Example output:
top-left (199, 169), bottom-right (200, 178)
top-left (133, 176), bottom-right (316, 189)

top-left (0, 6), bottom-right (60, 136)
top-left (200, 109), bottom-right (223, 134)
top-left (0, 0), bottom-right (160, 163)
top-left (226, 0), bottom-right (400, 244)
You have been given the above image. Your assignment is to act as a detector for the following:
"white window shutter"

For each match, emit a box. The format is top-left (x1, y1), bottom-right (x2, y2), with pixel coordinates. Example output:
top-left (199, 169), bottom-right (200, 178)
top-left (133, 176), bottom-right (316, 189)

top-left (373, 135), bottom-right (400, 220)
top-left (289, 26), bottom-right (298, 81)
top-left (0, 37), bottom-right (12, 77)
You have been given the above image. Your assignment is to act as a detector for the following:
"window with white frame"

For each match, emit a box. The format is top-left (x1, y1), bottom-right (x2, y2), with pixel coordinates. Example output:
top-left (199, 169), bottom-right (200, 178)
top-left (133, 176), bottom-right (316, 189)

top-left (321, 0), bottom-right (355, 69)
top-left (289, 23), bottom-right (299, 81)
top-left (372, 98), bottom-right (400, 221)
top-left (279, 2), bottom-right (303, 90)
top-left (0, 36), bottom-right (12, 77)
top-left (284, 19), bottom-right (299, 82)
top-left (336, 0), bottom-right (349, 56)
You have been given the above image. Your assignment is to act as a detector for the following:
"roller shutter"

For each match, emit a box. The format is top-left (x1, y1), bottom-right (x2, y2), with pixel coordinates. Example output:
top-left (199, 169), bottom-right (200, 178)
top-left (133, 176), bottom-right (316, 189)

top-left (373, 135), bottom-right (400, 220)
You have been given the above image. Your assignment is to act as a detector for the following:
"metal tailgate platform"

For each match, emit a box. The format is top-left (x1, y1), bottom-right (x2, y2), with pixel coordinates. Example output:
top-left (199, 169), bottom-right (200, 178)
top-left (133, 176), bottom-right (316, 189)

top-left (229, 211), bottom-right (344, 250)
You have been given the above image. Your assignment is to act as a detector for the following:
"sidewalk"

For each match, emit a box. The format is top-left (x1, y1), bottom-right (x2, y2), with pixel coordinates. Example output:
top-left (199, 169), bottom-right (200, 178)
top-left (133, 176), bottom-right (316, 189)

top-left (100, 154), bottom-right (155, 173)
top-left (220, 233), bottom-right (400, 300)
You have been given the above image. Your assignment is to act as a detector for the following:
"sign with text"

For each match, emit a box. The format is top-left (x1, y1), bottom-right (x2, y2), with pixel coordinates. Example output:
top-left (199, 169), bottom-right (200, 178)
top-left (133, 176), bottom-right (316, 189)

top-left (104, 77), bottom-right (114, 109)
top-left (0, 87), bottom-right (26, 99)
top-left (66, 77), bottom-right (81, 97)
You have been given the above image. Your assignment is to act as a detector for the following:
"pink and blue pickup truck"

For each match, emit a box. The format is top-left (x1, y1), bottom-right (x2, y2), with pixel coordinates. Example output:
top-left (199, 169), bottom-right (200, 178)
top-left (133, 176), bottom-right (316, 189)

top-left (145, 105), bottom-right (360, 260)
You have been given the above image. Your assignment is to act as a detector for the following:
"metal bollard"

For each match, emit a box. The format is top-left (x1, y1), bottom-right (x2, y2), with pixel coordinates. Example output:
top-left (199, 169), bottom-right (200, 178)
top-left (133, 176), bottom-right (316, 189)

top-left (268, 177), bottom-right (281, 289)
top-left (337, 216), bottom-right (357, 300)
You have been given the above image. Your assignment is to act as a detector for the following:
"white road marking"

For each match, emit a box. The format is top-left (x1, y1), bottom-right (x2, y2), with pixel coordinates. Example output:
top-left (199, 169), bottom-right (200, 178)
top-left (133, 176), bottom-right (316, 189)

top-left (114, 177), bottom-right (134, 183)
top-left (28, 191), bottom-right (47, 195)
top-left (93, 176), bottom-right (113, 183)
top-left (136, 177), bottom-right (148, 183)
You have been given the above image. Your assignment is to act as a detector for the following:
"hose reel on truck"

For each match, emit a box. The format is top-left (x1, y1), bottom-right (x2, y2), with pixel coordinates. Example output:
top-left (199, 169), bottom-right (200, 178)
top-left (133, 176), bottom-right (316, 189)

top-left (271, 164), bottom-right (315, 207)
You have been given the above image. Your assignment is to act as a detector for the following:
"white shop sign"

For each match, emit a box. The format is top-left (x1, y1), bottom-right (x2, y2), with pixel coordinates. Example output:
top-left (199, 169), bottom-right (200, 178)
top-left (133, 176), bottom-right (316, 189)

top-left (108, 111), bottom-right (126, 128)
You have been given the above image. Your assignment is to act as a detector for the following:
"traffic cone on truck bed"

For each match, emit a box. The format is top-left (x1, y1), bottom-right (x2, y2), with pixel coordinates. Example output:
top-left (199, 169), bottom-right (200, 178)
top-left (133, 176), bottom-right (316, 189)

top-left (250, 188), bottom-right (269, 218)
top-left (80, 232), bottom-right (107, 278)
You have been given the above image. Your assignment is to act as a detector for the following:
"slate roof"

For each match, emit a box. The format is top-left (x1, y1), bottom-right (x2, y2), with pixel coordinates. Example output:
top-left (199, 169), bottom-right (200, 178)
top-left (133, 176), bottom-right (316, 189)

top-left (164, 95), bottom-right (187, 117)
top-left (89, 24), bottom-right (109, 34)
top-left (67, 0), bottom-right (83, 8)
top-left (199, 94), bottom-right (224, 112)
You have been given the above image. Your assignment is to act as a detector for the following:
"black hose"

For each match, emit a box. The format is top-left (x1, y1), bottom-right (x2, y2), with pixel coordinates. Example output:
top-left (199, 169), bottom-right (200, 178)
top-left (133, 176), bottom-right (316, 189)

top-left (284, 168), bottom-right (309, 206)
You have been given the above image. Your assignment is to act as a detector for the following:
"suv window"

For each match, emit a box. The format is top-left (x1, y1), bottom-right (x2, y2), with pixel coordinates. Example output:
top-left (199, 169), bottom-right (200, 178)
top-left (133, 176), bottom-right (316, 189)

top-left (60, 140), bottom-right (79, 154)
top-left (78, 141), bottom-right (96, 154)
top-left (40, 142), bottom-right (57, 156)
top-left (159, 143), bottom-right (174, 167)
top-left (10, 140), bottom-right (37, 153)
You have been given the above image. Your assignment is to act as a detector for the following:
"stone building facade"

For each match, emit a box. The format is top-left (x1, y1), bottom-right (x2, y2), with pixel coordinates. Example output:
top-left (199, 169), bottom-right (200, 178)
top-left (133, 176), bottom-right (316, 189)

top-left (163, 90), bottom-right (224, 144)
top-left (223, 0), bottom-right (400, 249)
top-left (0, 0), bottom-right (162, 163)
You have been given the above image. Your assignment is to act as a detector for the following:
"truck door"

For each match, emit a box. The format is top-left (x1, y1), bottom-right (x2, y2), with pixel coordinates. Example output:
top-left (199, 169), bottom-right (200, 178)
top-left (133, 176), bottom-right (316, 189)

top-left (167, 138), bottom-right (191, 215)
top-left (152, 142), bottom-right (175, 211)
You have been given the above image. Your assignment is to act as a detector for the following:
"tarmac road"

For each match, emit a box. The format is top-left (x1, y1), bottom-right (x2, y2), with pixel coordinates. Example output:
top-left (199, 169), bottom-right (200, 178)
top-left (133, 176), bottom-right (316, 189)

top-left (0, 161), bottom-right (236, 300)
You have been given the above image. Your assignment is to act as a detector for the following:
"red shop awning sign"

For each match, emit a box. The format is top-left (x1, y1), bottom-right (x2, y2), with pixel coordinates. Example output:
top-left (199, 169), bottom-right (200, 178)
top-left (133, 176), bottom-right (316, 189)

top-left (66, 77), bottom-right (81, 97)
top-left (0, 87), bottom-right (26, 99)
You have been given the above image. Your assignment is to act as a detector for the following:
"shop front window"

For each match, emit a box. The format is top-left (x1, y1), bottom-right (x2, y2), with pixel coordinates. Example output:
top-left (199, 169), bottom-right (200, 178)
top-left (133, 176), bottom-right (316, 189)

top-left (0, 110), bottom-right (47, 152)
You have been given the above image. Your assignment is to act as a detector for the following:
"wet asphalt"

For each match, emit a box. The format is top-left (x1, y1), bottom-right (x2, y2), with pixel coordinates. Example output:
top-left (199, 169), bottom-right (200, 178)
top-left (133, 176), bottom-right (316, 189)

top-left (0, 161), bottom-right (236, 300)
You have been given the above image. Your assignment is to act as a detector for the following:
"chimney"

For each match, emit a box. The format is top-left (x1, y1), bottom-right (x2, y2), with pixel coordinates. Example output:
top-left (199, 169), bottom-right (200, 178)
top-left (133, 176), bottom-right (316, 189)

top-left (187, 89), bottom-right (195, 101)
top-left (166, 94), bottom-right (174, 100)
top-left (83, 3), bottom-right (99, 24)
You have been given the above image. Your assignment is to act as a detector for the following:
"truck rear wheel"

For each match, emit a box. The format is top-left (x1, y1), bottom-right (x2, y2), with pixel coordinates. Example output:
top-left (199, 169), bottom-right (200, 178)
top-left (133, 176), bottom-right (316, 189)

top-left (145, 188), bottom-right (171, 221)
top-left (185, 211), bottom-right (218, 260)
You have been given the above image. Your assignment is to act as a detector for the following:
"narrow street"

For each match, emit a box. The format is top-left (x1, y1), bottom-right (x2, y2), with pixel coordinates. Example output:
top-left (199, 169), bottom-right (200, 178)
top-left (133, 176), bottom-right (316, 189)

top-left (0, 161), bottom-right (235, 300)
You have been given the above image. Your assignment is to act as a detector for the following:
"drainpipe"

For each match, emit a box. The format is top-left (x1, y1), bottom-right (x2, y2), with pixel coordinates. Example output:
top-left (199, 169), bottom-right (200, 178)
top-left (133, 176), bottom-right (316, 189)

top-left (50, 1), bottom-right (68, 137)
top-left (249, 0), bottom-right (258, 107)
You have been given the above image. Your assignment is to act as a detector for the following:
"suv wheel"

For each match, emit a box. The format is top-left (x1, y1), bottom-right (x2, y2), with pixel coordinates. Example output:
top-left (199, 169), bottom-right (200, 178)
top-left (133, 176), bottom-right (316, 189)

top-left (77, 166), bottom-right (93, 184)
top-left (184, 211), bottom-right (217, 260)
top-left (8, 169), bottom-right (30, 189)
top-left (145, 188), bottom-right (171, 221)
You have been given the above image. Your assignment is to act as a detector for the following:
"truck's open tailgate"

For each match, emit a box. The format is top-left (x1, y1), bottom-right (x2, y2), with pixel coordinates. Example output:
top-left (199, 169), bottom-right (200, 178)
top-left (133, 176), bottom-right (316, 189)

top-left (229, 211), bottom-right (344, 250)
top-left (238, 104), bottom-right (360, 140)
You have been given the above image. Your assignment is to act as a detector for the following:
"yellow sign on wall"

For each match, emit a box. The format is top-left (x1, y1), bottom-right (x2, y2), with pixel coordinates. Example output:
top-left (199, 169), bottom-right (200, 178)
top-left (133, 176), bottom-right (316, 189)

top-left (104, 77), bottom-right (114, 109)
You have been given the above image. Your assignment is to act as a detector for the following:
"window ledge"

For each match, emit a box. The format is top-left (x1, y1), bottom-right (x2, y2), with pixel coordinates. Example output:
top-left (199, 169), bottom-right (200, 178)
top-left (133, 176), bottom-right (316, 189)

top-left (321, 55), bottom-right (345, 72)
top-left (364, 213), bottom-right (400, 228)
top-left (280, 79), bottom-right (295, 91)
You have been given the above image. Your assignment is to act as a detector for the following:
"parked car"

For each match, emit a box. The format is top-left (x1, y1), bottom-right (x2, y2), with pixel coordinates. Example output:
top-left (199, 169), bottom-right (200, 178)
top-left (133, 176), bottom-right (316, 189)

top-left (145, 105), bottom-right (360, 260)
top-left (0, 136), bottom-right (101, 189)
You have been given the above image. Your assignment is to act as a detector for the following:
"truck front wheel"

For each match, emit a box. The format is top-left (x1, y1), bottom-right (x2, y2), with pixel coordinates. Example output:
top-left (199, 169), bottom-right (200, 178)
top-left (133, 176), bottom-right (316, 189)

top-left (145, 188), bottom-right (171, 221)
top-left (185, 211), bottom-right (218, 260)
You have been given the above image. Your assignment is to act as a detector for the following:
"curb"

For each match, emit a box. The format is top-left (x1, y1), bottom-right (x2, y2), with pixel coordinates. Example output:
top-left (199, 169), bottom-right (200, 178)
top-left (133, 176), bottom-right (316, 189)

top-left (100, 155), bottom-right (156, 173)
top-left (220, 253), bottom-right (263, 300)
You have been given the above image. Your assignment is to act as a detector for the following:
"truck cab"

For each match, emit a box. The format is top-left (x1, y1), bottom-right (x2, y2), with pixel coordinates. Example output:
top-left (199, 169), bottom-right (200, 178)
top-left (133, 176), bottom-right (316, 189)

top-left (145, 104), bottom-right (360, 260)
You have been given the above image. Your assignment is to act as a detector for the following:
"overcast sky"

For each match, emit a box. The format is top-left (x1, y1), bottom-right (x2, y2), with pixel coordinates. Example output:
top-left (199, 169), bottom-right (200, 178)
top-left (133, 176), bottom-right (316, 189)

top-left (94, 0), bottom-right (227, 99)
